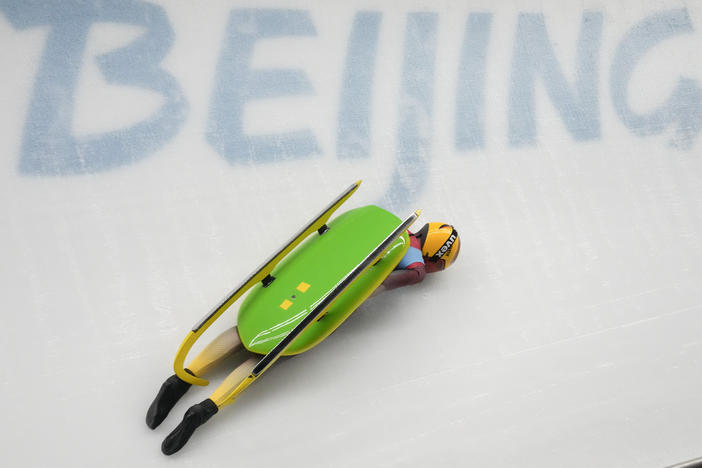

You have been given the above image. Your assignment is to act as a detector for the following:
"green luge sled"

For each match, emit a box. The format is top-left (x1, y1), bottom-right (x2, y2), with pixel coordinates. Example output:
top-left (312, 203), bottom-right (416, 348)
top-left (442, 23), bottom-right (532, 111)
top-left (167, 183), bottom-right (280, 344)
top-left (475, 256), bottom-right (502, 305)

top-left (237, 205), bottom-right (410, 355)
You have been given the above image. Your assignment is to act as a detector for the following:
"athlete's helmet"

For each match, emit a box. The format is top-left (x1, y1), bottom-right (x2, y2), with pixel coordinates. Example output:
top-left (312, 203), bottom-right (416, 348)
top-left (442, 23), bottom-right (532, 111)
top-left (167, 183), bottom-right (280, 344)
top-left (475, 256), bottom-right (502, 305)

top-left (415, 222), bottom-right (460, 269)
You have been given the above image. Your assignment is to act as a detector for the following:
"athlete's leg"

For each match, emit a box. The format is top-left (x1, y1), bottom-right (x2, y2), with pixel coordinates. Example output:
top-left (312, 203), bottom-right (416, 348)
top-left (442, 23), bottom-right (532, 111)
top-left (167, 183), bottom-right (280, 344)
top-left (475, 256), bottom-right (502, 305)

top-left (185, 327), bottom-right (244, 377)
top-left (146, 327), bottom-right (244, 429)
top-left (209, 355), bottom-right (258, 407)
top-left (161, 355), bottom-right (259, 455)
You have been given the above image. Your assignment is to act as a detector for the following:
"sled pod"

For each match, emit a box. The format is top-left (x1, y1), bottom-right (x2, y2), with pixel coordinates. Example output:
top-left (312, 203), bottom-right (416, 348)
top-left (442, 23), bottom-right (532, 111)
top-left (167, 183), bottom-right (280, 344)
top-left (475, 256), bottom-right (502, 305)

top-left (237, 205), bottom-right (410, 355)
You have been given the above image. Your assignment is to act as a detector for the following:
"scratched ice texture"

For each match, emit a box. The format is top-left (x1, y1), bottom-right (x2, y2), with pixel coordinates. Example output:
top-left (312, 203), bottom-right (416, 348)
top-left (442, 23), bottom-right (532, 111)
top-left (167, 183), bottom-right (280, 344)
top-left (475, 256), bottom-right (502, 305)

top-left (1, 0), bottom-right (701, 466)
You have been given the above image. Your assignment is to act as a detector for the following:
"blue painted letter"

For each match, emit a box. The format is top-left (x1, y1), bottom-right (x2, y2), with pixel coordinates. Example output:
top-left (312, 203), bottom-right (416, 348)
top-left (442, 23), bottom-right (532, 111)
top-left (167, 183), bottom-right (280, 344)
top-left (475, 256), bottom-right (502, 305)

top-left (207, 9), bottom-right (320, 164)
top-left (383, 13), bottom-right (438, 210)
top-left (0, 0), bottom-right (187, 175)
top-left (337, 11), bottom-right (382, 159)
top-left (509, 12), bottom-right (602, 146)
top-left (455, 13), bottom-right (492, 151)
top-left (610, 9), bottom-right (702, 149)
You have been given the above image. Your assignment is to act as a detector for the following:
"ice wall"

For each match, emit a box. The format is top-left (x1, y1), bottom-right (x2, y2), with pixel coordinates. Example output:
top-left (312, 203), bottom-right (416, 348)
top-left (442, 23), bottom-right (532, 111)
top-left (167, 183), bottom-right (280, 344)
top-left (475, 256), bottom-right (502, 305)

top-left (1, 1), bottom-right (701, 466)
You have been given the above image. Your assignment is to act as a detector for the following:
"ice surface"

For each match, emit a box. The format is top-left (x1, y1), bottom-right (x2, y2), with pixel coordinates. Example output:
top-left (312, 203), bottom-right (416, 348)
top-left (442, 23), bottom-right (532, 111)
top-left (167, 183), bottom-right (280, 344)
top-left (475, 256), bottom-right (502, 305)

top-left (1, 1), bottom-right (701, 466)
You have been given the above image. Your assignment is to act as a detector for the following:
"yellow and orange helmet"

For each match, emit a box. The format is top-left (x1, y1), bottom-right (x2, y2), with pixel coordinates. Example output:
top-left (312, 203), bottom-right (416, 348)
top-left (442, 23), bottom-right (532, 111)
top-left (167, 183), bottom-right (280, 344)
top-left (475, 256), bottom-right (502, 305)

top-left (416, 222), bottom-right (461, 269)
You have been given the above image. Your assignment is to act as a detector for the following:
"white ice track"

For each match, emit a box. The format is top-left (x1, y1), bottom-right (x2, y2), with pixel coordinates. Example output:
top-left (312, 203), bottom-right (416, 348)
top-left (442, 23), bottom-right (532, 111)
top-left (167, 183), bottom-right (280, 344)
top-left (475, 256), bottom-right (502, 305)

top-left (1, 1), bottom-right (702, 466)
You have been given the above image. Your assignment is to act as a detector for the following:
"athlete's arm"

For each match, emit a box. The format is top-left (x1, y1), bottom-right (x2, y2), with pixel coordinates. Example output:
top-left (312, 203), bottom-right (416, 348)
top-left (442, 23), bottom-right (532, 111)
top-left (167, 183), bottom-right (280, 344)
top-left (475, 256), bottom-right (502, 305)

top-left (380, 262), bottom-right (426, 291)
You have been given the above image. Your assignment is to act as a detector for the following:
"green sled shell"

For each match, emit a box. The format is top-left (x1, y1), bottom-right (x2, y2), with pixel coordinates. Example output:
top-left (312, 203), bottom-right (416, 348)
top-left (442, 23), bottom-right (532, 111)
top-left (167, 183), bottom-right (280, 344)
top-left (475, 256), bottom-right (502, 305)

top-left (236, 205), bottom-right (410, 355)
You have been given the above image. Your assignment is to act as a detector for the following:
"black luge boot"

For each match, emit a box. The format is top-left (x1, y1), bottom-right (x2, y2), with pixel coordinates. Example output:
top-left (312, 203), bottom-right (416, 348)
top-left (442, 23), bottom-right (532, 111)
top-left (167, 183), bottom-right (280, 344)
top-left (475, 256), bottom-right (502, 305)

top-left (146, 370), bottom-right (194, 429)
top-left (161, 398), bottom-right (218, 455)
